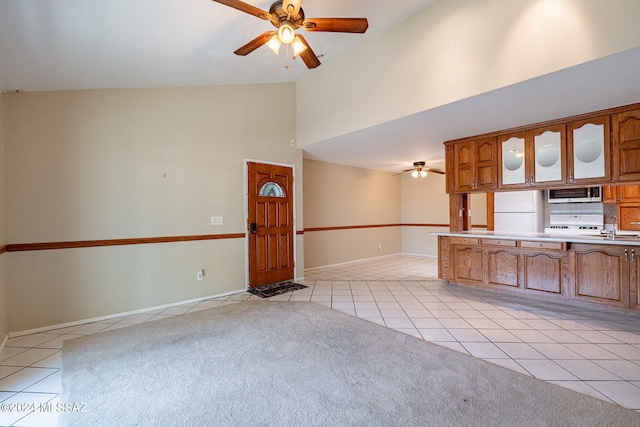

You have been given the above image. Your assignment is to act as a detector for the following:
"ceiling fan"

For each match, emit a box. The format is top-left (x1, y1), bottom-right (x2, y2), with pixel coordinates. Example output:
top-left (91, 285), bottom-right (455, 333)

top-left (399, 162), bottom-right (445, 178)
top-left (211, 0), bottom-right (369, 69)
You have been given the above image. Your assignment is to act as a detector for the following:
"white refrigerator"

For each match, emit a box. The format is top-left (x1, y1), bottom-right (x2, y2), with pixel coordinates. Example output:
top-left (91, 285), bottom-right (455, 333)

top-left (493, 190), bottom-right (544, 233)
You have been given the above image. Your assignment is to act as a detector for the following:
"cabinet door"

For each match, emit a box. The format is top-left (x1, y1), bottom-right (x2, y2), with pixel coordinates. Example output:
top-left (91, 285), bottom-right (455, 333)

top-left (453, 142), bottom-right (475, 192)
top-left (486, 249), bottom-right (519, 287)
top-left (454, 246), bottom-right (484, 285)
top-left (523, 251), bottom-right (566, 295)
top-left (567, 116), bottom-right (610, 184)
top-left (498, 132), bottom-right (527, 188)
top-left (618, 206), bottom-right (640, 231)
top-left (475, 137), bottom-right (497, 191)
top-left (571, 244), bottom-right (629, 309)
top-left (532, 125), bottom-right (565, 185)
top-left (617, 185), bottom-right (640, 203)
top-left (603, 185), bottom-right (617, 204)
top-left (612, 109), bottom-right (640, 182)
top-left (499, 133), bottom-right (527, 187)
top-left (631, 247), bottom-right (640, 311)
top-left (445, 145), bottom-right (455, 193)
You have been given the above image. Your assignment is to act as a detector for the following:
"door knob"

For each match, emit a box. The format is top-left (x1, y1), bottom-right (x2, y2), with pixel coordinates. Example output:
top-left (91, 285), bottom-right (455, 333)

top-left (250, 223), bottom-right (257, 234)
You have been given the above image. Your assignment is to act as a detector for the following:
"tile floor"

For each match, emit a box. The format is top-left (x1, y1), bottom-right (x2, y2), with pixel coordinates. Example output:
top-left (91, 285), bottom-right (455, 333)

top-left (2, 254), bottom-right (640, 425)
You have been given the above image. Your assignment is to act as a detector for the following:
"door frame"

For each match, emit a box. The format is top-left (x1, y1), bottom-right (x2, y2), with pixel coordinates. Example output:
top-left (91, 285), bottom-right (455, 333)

top-left (244, 159), bottom-right (298, 288)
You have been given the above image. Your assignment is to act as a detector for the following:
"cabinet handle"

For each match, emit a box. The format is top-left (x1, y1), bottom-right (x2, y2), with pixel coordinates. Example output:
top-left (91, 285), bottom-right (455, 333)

top-left (630, 222), bottom-right (640, 225)
top-left (538, 243), bottom-right (543, 247)
top-left (568, 172), bottom-right (573, 182)
top-left (625, 249), bottom-right (629, 261)
top-left (496, 241), bottom-right (501, 244)
top-left (633, 249), bottom-right (636, 262)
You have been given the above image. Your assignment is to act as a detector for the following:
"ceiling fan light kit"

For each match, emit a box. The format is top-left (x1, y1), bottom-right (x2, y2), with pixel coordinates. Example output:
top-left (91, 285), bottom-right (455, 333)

top-left (212, 0), bottom-right (368, 69)
top-left (399, 161), bottom-right (445, 178)
top-left (411, 170), bottom-right (428, 179)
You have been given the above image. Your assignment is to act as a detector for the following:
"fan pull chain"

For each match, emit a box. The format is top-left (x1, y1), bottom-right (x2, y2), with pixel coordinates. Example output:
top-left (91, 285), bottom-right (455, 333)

top-left (285, 43), bottom-right (290, 69)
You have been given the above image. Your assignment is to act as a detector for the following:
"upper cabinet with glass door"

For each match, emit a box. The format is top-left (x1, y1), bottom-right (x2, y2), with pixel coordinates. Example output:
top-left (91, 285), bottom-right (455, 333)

top-left (532, 125), bottom-right (566, 185)
top-left (498, 125), bottom-right (566, 189)
top-left (498, 131), bottom-right (528, 189)
top-left (567, 115), bottom-right (610, 185)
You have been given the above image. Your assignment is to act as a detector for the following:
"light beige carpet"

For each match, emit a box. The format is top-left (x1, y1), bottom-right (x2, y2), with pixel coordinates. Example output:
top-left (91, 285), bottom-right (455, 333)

top-left (61, 301), bottom-right (640, 426)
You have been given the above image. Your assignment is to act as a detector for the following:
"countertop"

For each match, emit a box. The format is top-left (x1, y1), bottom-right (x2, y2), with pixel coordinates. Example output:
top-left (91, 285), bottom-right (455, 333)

top-left (431, 230), bottom-right (640, 246)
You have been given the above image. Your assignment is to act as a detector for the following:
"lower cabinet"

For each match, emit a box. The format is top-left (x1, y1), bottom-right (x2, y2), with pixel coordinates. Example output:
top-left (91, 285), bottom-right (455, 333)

top-left (487, 248), bottom-right (519, 288)
top-left (571, 244), bottom-right (637, 309)
top-left (438, 236), bottom-right (640, 311)
top-left (522, 251), bottom-right (565, 295)
top-left (454, 246), bottom-right (484, 285)
top-left (445, 237), bottom-right (569, 299)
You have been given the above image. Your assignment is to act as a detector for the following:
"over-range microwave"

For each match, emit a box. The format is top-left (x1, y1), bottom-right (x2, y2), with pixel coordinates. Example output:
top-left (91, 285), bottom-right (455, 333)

top-left (548, 187), bottom-right (602, 203)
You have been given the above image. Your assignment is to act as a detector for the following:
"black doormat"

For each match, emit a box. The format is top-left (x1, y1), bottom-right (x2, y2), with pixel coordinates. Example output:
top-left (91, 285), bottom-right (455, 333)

top-left (247, 281), bottom-right (308, 299)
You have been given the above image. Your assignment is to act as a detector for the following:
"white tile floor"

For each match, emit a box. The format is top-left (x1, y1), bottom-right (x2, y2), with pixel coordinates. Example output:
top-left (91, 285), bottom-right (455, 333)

top-left (2, 254), bottom-right (640, 426)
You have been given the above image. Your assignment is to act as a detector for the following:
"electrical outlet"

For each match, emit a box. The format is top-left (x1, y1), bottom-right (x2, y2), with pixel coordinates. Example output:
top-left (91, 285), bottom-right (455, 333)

top-left (210, 216), bottom-right (223, 226)
top-left (197, 269), bottom-right (205, 281)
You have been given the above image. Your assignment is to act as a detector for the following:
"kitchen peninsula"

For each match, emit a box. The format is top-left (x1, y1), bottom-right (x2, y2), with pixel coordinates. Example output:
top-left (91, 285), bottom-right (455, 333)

top-left (436, 230), bottom-right (640, 313)
top-left (437, 101), bottom-right (640, 315)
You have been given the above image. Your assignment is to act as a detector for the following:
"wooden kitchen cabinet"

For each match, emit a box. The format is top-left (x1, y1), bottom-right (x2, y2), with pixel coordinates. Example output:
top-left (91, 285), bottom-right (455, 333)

top-left (566, 115), bottom-right (611, 185)
top-left (450, 137), bottom-right (497, 193)
top-left (521, 241), bottom-right (568, 296)
top-left (617, 185), bottom-right (640, 203)
top-left (612, 108), bottom-right (640, 182)
top-left (441, 236), bottom-right (569, 298)
top-left (498, 131), bottom-right (528, 189)
top-left (454, 245), bottom-right (485, 285)
top-left (603, 185), bottom-right (617, 204)
top-left (619, 206), bottom-right (640, 231)
top-left (486, 247), bottom-right (520, 288)
top-left (438, 235), bottom-right (640, 312)
top-left (498, 125), bottom-right (566, 189)
top-left (571, 244), bottom-right (631, 309)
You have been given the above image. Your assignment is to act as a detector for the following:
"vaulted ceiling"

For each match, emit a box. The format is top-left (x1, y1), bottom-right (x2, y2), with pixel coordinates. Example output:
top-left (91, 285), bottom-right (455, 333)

top-left (0, 0), bottom-right (435, 91)
top-left (1, 0), bottom-right (639, 174)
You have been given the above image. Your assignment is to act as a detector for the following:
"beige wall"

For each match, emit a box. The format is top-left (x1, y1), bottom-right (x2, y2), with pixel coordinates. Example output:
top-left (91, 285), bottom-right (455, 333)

top-left (296, 0), bottom-right (640, 147)
top-left (0, 93), bottom-right (7, 340)
top-left (305, 162), bottom-right (486, 262)
top-left (400, 172), bottom-right (449, 257)
top-left (303, 159), bottom-right (401, 268)
top-left (5, 84), bottom-right (303, 332)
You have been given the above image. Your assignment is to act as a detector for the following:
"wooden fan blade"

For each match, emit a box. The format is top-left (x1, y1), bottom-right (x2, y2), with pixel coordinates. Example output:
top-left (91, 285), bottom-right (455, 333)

top-left (212, 0), bottom-right (272, 20)
top-left (303, 18), bottom-right (369, 33)
top-left (234, 31), bottom-right (276, 56)
top-left (296, 35), bottom-right (321, 69)
top-left (428, 169), bottom-right (446, 175)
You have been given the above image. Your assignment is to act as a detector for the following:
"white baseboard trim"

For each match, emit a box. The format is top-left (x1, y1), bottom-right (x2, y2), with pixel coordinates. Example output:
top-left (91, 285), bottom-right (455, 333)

top-left (9, 289), bottom-right (246, 338)
top-left (399, 252), bottom-right (437, 259)
top-left (0, 334), bottom-right (7, 354)
top-left (303, 253), bottom-right (402, 272)
top-left (304, 252), bottom-right (437, 272)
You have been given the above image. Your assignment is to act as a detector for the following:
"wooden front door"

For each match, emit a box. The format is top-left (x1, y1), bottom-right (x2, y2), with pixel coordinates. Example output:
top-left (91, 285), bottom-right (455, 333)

top-left (247, 162), bottom-right (295, 288)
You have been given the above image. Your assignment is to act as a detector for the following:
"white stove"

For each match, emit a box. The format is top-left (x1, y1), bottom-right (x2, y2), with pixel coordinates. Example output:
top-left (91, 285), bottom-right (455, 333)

top-left (545, 213), bottom-right (604, 235)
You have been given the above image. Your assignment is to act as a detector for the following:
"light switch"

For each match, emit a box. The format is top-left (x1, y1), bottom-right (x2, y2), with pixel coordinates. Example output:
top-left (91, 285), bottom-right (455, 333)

top-left (210, 216), bottom-right (223, 226)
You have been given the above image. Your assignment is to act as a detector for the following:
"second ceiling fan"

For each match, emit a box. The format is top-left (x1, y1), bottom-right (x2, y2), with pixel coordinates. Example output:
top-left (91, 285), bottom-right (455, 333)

top-left (400, 162), bottom-right (445, 178)
top-left (212, 0), bottom-right (369, 69)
